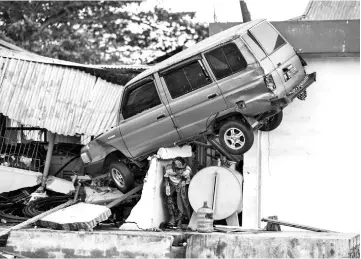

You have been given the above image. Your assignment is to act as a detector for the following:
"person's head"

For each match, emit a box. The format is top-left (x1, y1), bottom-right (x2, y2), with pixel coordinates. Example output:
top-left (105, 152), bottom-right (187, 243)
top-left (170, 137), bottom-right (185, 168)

top-left (172, 157), bottom-right (186, 173)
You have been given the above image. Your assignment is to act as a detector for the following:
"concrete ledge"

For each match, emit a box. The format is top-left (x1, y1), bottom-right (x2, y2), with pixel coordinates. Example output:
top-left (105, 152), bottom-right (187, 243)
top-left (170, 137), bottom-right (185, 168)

top-left (186, 231), bottom-right (360, 258)
top-left (5, 229), bottom-right (174, 258)
top-left (3, 228), bottom-right (360, 258)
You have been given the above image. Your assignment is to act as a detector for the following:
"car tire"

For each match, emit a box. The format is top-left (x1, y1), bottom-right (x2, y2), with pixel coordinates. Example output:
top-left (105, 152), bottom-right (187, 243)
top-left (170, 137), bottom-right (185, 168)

top-left (219, 120), bottom-right (254, 155)
top-left (109, 161), bottom-right (134, 193)
top-left (259, 111), bottom-right (283, 132)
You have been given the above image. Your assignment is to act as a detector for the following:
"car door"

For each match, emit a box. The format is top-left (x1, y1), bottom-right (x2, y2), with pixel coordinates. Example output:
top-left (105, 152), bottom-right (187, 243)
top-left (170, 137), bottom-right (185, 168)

top-left (159, 58), bottom-right (228, 140)
top-left (118, 77), bottom-right (180, 158)
top-left (248, 21), bottom-right (306, 94)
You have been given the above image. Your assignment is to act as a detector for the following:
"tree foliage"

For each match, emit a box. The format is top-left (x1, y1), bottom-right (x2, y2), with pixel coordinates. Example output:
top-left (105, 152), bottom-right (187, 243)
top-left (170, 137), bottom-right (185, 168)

top-left (0, 1), bottom-right (208, 64)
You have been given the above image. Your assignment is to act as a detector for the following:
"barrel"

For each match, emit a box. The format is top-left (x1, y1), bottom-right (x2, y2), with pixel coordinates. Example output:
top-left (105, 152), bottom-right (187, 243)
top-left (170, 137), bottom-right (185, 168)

top-left (197, 201), bottom-right (214, 233)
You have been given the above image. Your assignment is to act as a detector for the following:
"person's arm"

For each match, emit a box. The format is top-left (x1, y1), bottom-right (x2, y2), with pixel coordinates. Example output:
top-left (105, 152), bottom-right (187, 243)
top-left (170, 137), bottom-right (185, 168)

top-left (183, 166), bottom-right (191, 185)
top-left (164, 165), bottom-right (172, 195)
top-left (164, 175), bottom-right (169, 185)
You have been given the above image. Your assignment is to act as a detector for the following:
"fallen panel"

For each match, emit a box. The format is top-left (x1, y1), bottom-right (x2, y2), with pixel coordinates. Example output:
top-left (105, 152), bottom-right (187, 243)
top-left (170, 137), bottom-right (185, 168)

top-left (38, 202), bottom-right (111, 231)
top-left (0, 166), bottom-right (41, 193)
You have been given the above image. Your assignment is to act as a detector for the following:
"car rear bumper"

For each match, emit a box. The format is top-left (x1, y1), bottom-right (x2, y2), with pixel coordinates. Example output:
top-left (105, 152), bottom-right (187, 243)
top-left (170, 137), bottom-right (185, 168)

top-left (270, 72), bottom-right (316, 107)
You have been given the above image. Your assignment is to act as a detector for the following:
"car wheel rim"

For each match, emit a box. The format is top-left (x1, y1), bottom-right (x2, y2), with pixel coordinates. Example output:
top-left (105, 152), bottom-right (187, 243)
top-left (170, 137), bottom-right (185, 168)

top-left (224, 127), bottom-right (245, 150)
top-left (111, 168), bottom-right (125, 188)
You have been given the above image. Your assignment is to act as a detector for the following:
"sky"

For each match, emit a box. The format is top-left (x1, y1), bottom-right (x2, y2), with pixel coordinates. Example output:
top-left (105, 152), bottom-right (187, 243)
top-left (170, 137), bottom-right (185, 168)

top-left (157, 0), bottom-right (311, 23)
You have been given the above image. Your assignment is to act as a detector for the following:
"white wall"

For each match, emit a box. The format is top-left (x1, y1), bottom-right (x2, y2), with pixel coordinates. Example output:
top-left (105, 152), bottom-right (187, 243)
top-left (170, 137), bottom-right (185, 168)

top-left (245, 57), bottom-right (361, 233)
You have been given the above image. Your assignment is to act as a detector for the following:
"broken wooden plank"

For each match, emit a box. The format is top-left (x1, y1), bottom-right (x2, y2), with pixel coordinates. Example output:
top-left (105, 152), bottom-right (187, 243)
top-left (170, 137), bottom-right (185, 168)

top-left (106, 184), bottom-right (143, 209)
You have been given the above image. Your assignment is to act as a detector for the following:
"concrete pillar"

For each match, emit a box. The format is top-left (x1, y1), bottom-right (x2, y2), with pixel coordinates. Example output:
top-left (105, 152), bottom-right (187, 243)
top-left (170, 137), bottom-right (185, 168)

top-left (242, 131), bottom-right (262, 229)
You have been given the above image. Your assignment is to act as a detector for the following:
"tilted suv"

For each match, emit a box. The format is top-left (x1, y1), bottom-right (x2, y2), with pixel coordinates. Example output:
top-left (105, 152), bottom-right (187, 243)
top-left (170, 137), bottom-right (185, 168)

top-left (81, 19), bottom-right (316, 192)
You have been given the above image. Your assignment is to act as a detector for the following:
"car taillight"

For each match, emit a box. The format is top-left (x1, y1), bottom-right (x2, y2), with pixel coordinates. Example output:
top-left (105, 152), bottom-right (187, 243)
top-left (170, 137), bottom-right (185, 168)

top-left (81, 152), bottom-right (91, 163)
top-left (264, 74), bottom-right (276, 91)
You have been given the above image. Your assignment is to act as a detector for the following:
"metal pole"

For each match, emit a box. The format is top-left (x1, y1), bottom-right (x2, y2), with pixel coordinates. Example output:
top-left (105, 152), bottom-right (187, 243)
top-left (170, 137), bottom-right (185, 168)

top-left (257, 131), bottom-right (262, 229)
top-left (206, 135), bottom-right (239, 162)
top-left (40, 132), bottom-right (56, 191)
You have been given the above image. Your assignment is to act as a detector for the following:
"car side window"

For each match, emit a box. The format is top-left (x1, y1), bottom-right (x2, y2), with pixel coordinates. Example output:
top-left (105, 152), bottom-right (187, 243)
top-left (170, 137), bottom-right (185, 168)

top-left (163, 61), bottom-right (211, 99)
top-left (122, 80), bottom-right (161, 119)
top-left (205, 43), bottom-right (247, 80)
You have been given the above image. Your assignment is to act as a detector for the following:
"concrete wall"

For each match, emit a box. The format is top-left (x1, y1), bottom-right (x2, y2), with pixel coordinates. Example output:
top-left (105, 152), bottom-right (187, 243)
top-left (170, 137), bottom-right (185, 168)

top-left (247, 57), bottom-right (360, 233)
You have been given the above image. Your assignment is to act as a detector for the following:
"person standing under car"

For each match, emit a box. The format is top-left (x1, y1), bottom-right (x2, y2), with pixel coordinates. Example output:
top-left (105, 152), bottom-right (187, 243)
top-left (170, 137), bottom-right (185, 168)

top-left (163, 157), bottom-right (192, 227)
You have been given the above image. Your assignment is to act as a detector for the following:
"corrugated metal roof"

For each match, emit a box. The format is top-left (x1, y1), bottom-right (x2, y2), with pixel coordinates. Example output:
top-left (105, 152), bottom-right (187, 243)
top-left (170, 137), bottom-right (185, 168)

top-left (126, 19), bottom-right (264, 86)
top-left (0, 40), bottom-right (148, 72)
top-left (0, 50), bottom-right (124, 136)
top-left (301, 1), bottom-right (360, 20)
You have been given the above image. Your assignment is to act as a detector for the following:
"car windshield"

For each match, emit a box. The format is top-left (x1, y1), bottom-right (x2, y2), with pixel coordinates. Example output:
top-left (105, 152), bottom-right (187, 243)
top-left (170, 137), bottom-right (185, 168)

top-left (250, 22), bottom-right (286, 55)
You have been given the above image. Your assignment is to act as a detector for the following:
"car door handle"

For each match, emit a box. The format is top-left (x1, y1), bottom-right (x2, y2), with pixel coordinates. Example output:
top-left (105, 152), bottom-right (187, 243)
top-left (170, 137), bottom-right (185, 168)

top-left (207, 93), bottom-right (218, 99)
top-left (157, 113), bottom-right (166, 120)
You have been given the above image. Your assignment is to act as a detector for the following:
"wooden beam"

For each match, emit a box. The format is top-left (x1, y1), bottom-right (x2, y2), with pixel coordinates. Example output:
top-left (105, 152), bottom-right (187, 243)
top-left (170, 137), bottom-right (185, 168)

top-left (106, 184), bottom-right (143, 209)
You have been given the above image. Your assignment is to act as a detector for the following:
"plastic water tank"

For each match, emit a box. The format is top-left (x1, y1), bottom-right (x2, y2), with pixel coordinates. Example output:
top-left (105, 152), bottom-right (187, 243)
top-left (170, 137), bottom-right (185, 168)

top-left (188, 166), bottom-right (243, 221)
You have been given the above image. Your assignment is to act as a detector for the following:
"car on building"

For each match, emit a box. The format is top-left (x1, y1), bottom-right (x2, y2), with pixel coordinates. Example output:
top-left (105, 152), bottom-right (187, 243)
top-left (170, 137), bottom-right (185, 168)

top-left (80, 19), bottom-right (316, 192)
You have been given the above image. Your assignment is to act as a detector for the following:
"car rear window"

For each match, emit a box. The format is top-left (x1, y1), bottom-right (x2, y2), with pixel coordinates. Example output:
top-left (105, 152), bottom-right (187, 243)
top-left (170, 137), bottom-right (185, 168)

top-left (250, 22), bottom-right (286, 55)
top-left (205, 43), bottom-right (247, 80)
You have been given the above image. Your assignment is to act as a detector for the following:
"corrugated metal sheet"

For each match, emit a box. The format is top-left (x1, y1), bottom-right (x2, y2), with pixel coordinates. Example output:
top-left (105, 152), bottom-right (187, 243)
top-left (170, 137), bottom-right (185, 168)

top-left (0, 50), bottom-right (124, 137)
top-left (0, 40), bottom-right (149, 73)
top-left (302, 1), bottom-right (360, 20)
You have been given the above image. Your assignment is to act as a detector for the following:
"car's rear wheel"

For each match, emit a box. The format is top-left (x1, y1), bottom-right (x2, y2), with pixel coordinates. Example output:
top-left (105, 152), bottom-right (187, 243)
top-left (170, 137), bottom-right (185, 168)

top-left (109, 161), bottom-right (134, 193)
top-left (219, 120), bottom-right (254, 155)
top-left (259, 110), bottom-right (283, 132)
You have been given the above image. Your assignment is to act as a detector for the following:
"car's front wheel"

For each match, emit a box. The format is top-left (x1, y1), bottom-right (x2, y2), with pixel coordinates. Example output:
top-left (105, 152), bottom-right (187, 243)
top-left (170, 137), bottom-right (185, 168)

top-left (219, 120), bottom-right (254, 155)
top-left (109, 161), bottom-right (134, 193)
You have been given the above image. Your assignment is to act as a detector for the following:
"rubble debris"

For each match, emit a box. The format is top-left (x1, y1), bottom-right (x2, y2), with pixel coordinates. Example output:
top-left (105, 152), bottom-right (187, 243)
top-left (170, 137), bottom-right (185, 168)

top-left (0, 185), bottom-right (81, 238)
top-left (38, 184), bottom-right (142, 231)
top-left (264, 215), bottom-right (281, 231)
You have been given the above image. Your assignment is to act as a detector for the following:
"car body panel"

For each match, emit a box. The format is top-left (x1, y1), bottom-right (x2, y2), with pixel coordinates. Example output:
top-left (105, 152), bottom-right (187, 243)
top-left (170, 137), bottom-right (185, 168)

top-left (205, 39), bottom-right (276, 116)
top-left (119, 102), bottom-right (179, 158)
top-left (82, 127), bottom-right (130, 175)
top-left (249, 21), bottom-right (306, 95)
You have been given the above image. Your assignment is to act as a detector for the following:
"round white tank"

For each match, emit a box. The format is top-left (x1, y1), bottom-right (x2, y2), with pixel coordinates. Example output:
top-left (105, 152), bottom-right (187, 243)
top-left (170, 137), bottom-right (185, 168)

top-left (188, 166), bottom-right (243, 221)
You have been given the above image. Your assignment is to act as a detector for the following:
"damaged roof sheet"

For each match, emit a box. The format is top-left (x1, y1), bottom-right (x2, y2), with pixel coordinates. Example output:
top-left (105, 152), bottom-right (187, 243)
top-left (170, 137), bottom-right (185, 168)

top-left (301, 1), bottom-right (360, 20)
top-left (0, 50), bottom-right (124, 136)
